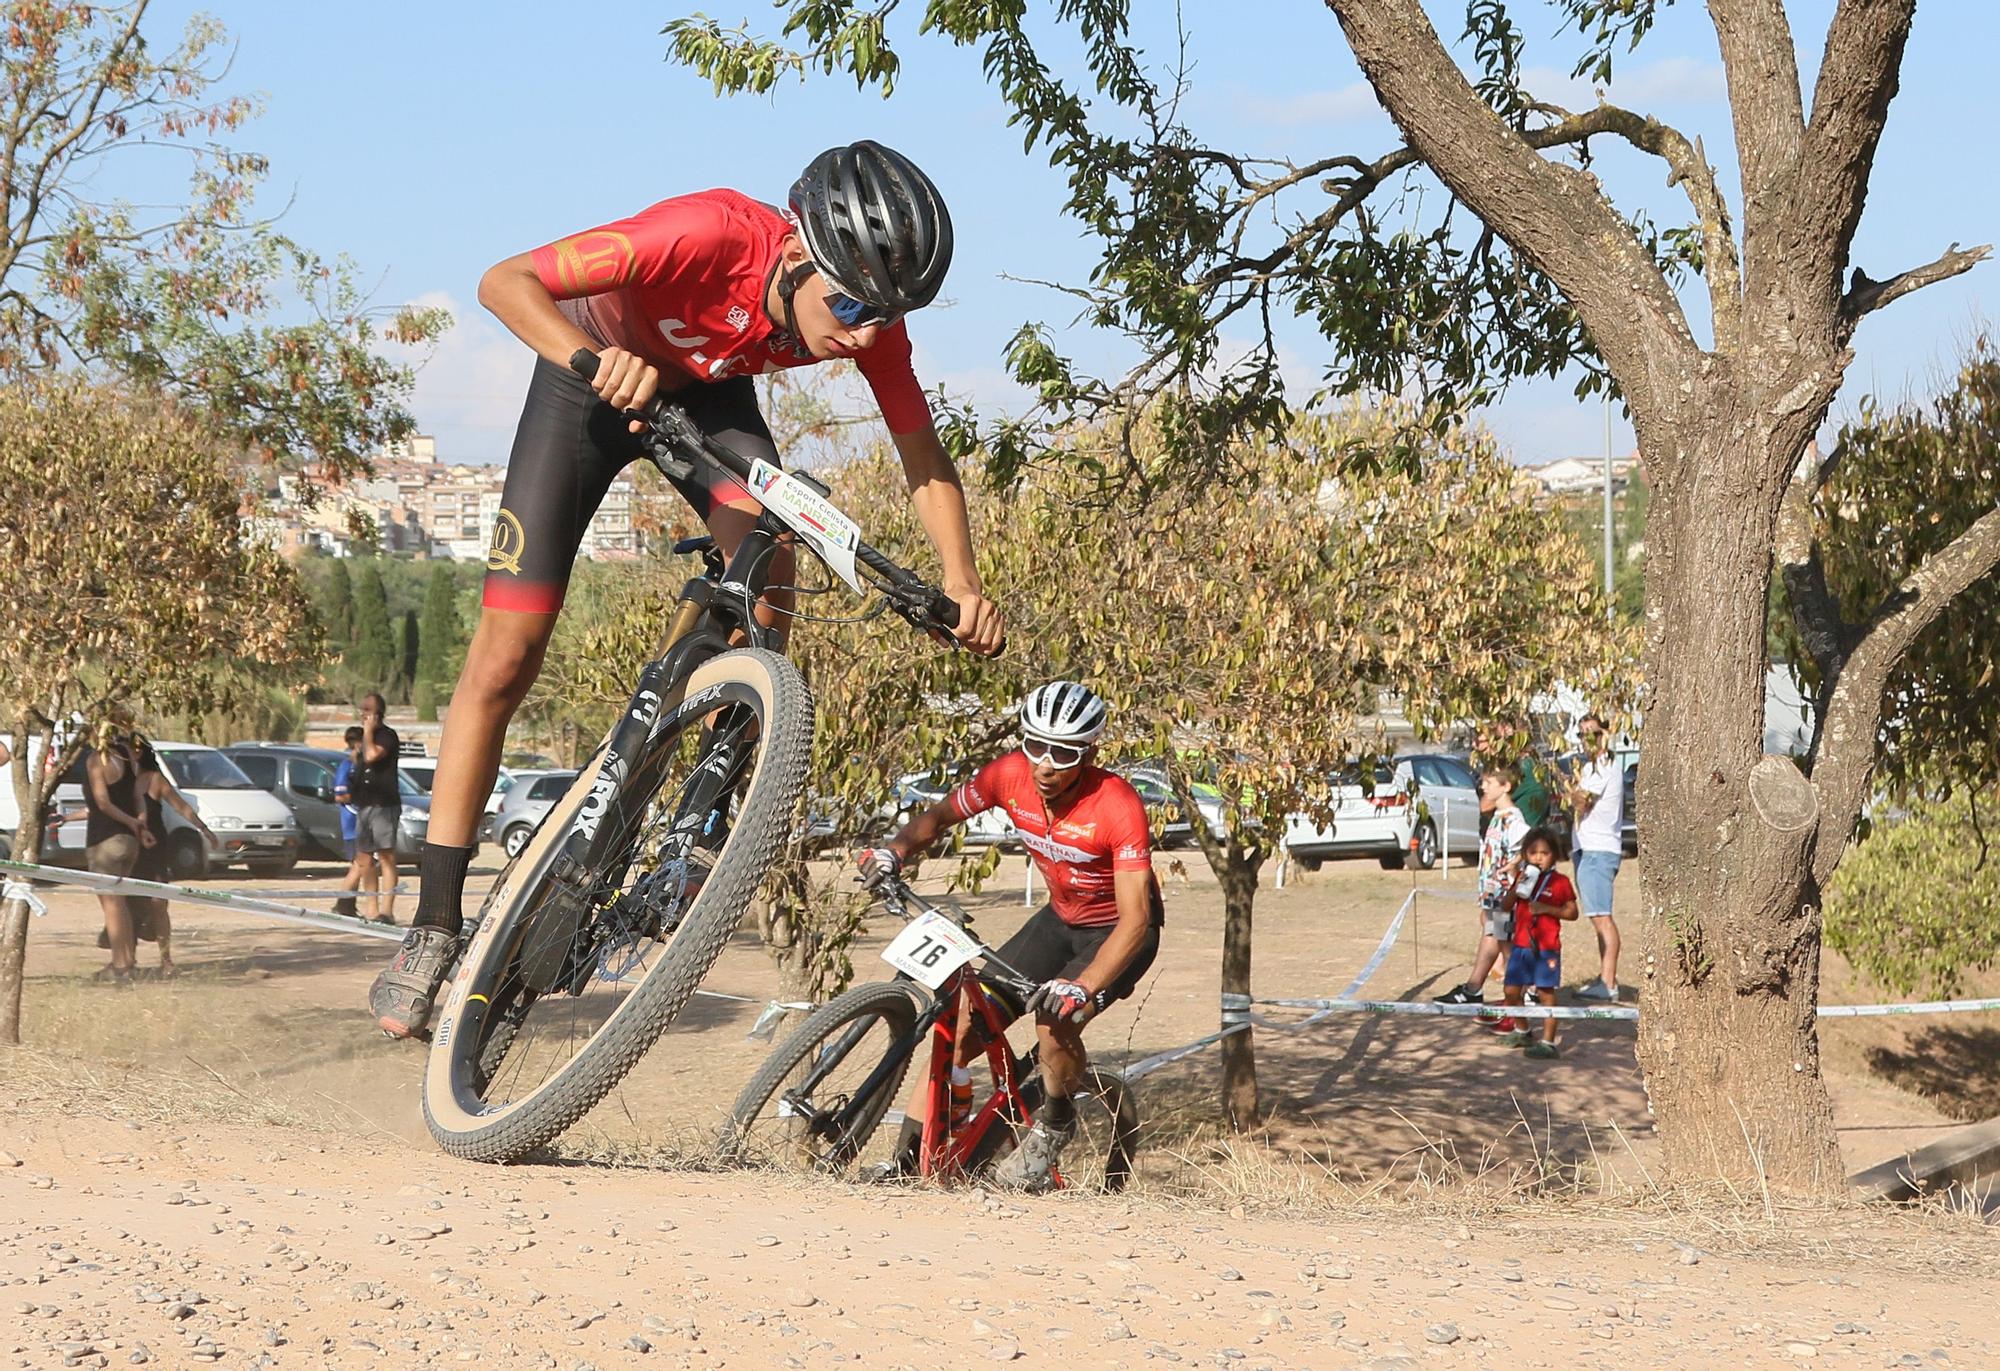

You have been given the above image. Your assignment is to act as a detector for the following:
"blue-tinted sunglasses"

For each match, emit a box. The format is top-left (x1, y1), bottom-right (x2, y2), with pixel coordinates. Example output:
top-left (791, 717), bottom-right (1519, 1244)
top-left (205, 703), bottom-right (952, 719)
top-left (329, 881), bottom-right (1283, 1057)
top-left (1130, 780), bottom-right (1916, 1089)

top-left (825, 287), bottom-right (900, 330)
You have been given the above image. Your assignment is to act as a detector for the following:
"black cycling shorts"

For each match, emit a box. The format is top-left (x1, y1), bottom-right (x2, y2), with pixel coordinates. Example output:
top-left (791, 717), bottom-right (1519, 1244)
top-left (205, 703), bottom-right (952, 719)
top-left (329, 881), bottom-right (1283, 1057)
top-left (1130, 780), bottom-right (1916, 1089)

top-left (984, 902), bottom-right (1163, 1021)
top-left (482, 358), bottom-right (777, 614)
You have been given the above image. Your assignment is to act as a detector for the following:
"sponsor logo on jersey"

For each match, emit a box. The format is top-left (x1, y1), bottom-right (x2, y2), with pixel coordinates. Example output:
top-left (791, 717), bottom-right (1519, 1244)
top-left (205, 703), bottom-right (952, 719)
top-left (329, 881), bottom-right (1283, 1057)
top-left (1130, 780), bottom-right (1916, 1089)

top-left (486, 509), bottom-right (526, 575)
top-left (546, 230), bottom-right (637, 294)
top-left (726, 305), bottom-right (751, 332)
top-left (1017, 828), bottom-right (1098, 866)
top-left (658, 317), bottom-right (711, 350)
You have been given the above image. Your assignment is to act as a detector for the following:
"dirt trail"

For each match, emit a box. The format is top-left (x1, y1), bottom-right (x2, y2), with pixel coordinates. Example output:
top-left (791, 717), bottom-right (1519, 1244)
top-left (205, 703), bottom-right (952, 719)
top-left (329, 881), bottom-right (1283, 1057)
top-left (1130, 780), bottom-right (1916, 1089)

top-left (3, 1105), bottom-right (1995, 1371)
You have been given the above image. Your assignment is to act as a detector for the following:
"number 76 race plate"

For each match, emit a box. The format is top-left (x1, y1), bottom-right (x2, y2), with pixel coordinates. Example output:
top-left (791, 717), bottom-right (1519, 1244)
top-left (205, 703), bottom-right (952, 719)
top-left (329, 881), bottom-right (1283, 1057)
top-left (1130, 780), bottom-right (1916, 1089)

top-left (881, 911), bottom-right (982, 990)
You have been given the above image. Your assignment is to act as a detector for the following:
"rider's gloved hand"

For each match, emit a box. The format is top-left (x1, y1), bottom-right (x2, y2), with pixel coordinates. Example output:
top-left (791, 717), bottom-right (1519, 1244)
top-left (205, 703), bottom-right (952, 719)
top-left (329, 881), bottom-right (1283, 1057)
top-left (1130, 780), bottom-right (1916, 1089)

top-left (1025, 978), bottom-right (1096, 1025)
top-left (855, 847), bottom-right (904, 888)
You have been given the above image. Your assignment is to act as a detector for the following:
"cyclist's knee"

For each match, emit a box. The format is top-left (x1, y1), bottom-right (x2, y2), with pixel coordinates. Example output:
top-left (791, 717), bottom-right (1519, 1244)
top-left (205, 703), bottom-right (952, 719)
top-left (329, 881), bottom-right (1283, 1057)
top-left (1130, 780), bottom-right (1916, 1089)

top-left (461, 614), bottom-right (555, 706)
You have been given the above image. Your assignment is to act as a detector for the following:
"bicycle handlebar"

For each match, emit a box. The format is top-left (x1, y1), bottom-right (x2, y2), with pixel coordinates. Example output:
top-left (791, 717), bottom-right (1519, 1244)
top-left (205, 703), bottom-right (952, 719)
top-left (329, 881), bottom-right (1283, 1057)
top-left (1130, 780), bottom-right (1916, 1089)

top-left (867, 871), bottom-right (1039, 998)
top-left (568, 349), bottom-right (967, 639)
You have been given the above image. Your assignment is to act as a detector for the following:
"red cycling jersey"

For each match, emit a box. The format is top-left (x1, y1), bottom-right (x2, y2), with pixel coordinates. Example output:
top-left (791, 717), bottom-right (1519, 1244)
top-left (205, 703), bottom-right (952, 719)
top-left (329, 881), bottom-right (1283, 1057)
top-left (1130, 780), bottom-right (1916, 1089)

top-left (529, 188), bottom-right (933, 434)
top-left (950, 752), bottom-right (1155, 928)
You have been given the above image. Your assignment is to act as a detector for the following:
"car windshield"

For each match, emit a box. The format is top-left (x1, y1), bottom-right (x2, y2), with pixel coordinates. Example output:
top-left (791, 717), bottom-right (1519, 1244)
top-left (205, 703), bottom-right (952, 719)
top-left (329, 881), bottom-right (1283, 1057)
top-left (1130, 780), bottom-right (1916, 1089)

top-left (1336, 763), bottom-right (1396, 789)
top-left (398, 772), bottom-right (424, 797)
top-left (160, 748), bottom-right (259, 790)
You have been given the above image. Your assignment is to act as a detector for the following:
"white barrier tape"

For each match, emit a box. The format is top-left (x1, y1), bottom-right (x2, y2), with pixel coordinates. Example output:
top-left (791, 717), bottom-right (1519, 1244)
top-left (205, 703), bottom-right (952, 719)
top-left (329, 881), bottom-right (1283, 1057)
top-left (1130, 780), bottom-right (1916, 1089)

top-left (1, 859), bottom-right (406, 942)
top-left (1121, 1022), bottom-right (1250, 1081)
top-left (225, 884), bottom-right (408, 900)
top-left (1, 858), bottom-right (815, 1013)
top-left (1815, 997), bottom-right (2000, 1018)
top-left (745, 999), bottom-right (818, 1040)
top-left (2, 879), bottom-right (48, 917)
top-left (1249, 995), bottom-right (1637, 1022)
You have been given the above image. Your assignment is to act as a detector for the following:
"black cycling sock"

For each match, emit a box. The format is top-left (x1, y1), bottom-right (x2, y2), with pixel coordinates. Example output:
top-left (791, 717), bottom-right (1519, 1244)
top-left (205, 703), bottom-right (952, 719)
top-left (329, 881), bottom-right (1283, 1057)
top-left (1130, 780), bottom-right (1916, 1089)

top-left (1040, 1092), bottom-right (1077, 1133)
top-left (411, 842), bottom-right (475, 936)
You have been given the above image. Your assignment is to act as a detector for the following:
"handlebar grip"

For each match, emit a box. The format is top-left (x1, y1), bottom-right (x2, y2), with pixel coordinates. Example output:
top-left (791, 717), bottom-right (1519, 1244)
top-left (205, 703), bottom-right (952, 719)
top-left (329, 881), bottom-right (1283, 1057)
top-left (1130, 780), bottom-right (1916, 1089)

top-left (568, 348), bottom-right (600, 382)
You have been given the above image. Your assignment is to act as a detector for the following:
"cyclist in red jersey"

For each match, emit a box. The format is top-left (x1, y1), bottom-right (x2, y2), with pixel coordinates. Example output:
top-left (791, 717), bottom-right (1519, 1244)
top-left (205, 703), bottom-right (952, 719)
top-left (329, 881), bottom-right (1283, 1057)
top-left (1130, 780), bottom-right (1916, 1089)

top-left (858, 682), bottom-right (1165, 1190)
top-left (370, 142), bottom-right (1006, 1039)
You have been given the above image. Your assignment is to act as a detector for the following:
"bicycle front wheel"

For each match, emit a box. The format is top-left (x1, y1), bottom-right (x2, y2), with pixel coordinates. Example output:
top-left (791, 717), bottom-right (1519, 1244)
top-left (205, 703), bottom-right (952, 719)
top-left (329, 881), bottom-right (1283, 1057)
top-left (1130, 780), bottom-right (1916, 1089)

top-left (718, 979), bottom-right (927, 1176)
top-left (423, 648), bottom-right (813, 1162)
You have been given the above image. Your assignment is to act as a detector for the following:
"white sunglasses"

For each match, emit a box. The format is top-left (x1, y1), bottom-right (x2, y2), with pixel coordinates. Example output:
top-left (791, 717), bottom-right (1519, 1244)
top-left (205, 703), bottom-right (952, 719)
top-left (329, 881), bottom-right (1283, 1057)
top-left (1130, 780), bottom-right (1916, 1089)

top-left (1021, 737), bottom-right (1087, 768)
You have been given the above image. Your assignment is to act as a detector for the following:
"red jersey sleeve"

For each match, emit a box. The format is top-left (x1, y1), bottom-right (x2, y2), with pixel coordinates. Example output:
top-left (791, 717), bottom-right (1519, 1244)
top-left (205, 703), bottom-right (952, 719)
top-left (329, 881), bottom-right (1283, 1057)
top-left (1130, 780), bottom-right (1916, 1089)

top-left (1542, 872), bottom-right (1576, 908)
top-left (1100, 779), bottom-right (1155, 872)
top-left (531, 193), bottom-right (732, 301)
top-left (852, 321), bottom-right (933, 435)
top-left (950, 752), bottom-right (1018, 821)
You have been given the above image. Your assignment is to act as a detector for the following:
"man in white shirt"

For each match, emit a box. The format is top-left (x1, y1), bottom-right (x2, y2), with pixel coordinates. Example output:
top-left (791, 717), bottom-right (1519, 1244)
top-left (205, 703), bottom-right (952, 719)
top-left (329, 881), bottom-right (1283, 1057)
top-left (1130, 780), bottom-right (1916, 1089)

top-left (1565, 712), bottom-right (1625, 1000)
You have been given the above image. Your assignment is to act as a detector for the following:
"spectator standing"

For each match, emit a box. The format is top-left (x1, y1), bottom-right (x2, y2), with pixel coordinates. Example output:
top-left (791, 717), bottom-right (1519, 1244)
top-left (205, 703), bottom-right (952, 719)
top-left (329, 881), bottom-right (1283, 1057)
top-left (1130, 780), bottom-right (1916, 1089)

top-left (351, 695), bottom-right (402, 924)
top-left (126, 738), bottom-right (216, 977)
top-left (332, 726), bottom-right (366, 919)
top-left (1565, 712), bottom-right (1625, 1000)
top-left (1497, 827), bottom-right (1579, 1058)
top-left (1435, 768), bottom-right (1530, 1015)
top-left (83, 714), bottom-right (149, 984)
top-left (1511, 753), bottom-right (1553, 827)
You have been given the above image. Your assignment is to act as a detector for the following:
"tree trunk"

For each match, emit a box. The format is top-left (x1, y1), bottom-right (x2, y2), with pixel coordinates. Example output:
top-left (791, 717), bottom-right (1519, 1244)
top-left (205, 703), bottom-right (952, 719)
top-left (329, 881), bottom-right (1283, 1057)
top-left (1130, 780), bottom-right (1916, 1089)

top-left (1218, 855), bottom-right (1260, 1130)
top-left (1, 806), bottom-right (46, 1048)
top-left (1633, 407), bottom-right (1844, 1191)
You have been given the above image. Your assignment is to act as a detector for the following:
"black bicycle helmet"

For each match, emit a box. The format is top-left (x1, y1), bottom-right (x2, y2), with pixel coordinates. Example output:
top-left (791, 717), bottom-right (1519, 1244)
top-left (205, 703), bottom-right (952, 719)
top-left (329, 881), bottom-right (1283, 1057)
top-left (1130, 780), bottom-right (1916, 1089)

top-left (788, 140), bottom-right (953, 312)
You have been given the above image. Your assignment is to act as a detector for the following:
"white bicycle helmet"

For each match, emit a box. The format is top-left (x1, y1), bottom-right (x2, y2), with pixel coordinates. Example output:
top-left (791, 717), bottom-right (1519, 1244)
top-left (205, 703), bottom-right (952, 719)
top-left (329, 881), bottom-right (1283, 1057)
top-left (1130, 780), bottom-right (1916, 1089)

top-left (1020, 681), bottom-right (1107, 746)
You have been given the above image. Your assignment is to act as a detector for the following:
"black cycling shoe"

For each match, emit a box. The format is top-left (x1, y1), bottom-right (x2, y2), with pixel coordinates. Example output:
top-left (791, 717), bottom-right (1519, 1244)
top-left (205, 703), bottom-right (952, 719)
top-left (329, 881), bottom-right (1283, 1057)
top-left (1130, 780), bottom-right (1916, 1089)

top-left (368, 925), bottom-right (459, 1039)
top-left (1433, 984), bottom-right (1482, 1005)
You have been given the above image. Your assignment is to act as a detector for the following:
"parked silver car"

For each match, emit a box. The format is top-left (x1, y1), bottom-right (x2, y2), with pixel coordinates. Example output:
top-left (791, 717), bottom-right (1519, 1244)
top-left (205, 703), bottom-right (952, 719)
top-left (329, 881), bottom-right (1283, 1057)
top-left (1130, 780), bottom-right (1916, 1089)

top-left (225, 743), bottom-right (432, 863)
top-left (483, 769), bottom-right (580, 858)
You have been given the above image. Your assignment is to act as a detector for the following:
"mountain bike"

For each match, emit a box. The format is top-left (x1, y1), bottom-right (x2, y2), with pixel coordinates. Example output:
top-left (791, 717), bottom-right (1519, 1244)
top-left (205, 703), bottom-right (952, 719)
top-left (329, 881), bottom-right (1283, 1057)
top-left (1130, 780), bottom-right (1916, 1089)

top-left (717, 873), bottom-right (1140, 1192)
top-left (421, 350), bottom-right (969, 1162)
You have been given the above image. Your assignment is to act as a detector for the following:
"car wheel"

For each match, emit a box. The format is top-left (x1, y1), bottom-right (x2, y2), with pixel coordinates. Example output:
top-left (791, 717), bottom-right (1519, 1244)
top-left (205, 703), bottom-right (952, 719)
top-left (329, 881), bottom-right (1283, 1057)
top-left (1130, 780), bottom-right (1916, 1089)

top-left (1377, 851), bottom-right (1406, 871)
top-left (248, 854), bottom-right (299, 878)
top-left (1410, 821), bottom-right (1439, 871)
top-left (1294, 854), bottom-right (1323, 872)
top-left (501, 824), bottom-right (531, 858)
top-left (166, 832), bottom-right (207, 880)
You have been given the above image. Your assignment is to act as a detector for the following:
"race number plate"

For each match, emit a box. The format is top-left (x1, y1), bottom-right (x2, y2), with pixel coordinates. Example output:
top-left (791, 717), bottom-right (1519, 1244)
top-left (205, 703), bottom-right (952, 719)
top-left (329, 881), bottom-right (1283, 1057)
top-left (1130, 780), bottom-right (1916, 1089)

top-left (880, 911), bottom-right (982, 990)
top-left (746, 458), bottom-right (864, 593)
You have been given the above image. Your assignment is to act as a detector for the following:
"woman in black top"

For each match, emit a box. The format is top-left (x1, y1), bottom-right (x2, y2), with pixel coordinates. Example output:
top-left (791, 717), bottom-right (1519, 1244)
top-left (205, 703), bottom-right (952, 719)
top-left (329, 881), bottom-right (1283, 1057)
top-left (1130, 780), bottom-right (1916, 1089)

top-left (84, 721), bottom-right (151, 982)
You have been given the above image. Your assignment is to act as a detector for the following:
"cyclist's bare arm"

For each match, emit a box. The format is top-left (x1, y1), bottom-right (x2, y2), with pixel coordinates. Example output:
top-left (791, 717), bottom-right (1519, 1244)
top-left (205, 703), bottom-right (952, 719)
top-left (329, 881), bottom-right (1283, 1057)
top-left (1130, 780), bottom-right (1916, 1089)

top-left (890, 427), bottom-right (1004, 656)
top-left (479, 252), bottom-right (661, 418)
top-left (884, 797), bottom-right (964, 864)
top-left (1071, 869), bottom-right (1156, 1002)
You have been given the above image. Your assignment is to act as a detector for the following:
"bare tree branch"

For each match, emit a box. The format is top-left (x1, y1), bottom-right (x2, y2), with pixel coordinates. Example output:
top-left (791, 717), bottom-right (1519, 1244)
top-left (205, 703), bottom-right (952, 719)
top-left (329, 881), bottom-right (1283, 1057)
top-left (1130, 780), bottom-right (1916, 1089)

top-left (1792, 0), bottom-right (1920, 322)
top-left (1842, 242), bottom-right (1994, 325)
top-left (1810, 502), bottom-right (2000, 885)
top-left (1322, 0), bottom-right (1699, 426)
top-left (1705, 0), bottom-right (1806, 283)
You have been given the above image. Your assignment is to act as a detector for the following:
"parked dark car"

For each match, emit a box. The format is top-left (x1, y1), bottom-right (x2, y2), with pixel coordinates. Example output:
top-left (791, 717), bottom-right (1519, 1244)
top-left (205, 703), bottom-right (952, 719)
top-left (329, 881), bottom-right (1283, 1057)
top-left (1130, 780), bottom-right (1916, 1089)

top-left (224, 743), bottom-right (431, 862)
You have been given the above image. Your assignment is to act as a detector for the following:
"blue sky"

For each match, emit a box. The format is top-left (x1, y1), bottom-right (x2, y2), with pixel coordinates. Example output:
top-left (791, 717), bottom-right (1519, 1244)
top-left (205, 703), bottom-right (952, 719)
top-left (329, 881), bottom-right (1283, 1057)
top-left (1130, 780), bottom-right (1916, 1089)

top-left (142, 0), bottom-right (1997, 467)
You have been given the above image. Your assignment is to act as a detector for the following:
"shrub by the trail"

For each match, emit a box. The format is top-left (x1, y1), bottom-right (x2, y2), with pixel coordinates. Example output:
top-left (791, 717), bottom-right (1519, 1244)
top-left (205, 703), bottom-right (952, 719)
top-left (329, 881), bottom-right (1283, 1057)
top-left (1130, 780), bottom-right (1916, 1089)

top-left (1827, 792), bottom-right (2000, 998)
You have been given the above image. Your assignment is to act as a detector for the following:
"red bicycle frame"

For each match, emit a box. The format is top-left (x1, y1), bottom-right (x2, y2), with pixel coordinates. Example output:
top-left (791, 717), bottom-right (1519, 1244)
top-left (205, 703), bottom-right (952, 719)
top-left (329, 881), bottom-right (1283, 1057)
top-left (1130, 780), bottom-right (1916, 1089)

top-left (914, 966), bottom-right (1033, 1180)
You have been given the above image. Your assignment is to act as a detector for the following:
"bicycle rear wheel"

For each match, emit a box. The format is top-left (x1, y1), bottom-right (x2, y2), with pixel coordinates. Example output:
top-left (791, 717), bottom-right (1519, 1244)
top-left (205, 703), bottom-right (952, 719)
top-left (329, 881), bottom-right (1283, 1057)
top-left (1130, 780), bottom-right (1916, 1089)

top-left (977, 1058), bottom-right (1140, 1194)
top-left (423, 648), bottom-right (812, 1161)
top-left (719, 979), bottom-right (927, 1176)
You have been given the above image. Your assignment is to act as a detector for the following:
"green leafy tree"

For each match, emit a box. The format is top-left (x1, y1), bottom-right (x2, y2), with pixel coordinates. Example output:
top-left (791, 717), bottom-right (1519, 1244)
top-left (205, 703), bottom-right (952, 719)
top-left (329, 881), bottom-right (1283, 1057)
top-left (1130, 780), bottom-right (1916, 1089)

top-left (0, 1), bottom-right (447, 478)
top-left (1825, 790), bottom-right (2000, 998)
top-left (1781, 339), bottom-right (2000, 803)
top-left (991, 408), bottom-right (1637, 1125)
top-left (669, 0), bottom-right (1998, 1191)
top-left (399, 609), bottom-right (420, 704)
top-left (414, 565), bottom-right (464, 722)
top-left (0, 381), bottom-right (316, 1042)
top-left (321, 559), bottom-right (355, 646)
top-left (349, 561), bottom-right (395, 693)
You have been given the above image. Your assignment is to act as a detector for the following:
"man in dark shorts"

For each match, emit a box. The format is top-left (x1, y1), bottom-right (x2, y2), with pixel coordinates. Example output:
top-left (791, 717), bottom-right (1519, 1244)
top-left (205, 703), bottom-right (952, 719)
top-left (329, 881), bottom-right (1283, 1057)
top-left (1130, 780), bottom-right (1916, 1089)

top-left (858, 681), bottom-right (1164, 1191)
top-left (351, 694), bottom-right (402, 925)
top-left (369, 141), bottom-right (1006, 1038)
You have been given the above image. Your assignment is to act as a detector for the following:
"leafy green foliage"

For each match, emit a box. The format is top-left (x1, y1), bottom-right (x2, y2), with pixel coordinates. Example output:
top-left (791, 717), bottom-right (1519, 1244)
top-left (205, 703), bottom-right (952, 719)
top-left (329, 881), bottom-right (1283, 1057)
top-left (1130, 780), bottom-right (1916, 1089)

top-left (0, 2), bottom-right (448, 481)
top-left (1787, 339), bottom-right (2000, 800)
top-left (349, 561), bottom-right (395, 693)
top-left (1826, 790), bottom-right (2000, 997)
top-left (415, 565), bottom-right (466, 721)
top-left (663, 1), bottom-right (1697, 487)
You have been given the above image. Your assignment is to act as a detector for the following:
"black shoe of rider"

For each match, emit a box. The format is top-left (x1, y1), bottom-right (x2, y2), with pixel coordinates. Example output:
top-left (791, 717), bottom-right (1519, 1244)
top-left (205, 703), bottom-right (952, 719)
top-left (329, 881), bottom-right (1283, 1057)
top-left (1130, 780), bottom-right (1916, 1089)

top-left (369, 925), bottom-right (458, 1040)
top-left (1434, 984), bottom-right (1482, 1005)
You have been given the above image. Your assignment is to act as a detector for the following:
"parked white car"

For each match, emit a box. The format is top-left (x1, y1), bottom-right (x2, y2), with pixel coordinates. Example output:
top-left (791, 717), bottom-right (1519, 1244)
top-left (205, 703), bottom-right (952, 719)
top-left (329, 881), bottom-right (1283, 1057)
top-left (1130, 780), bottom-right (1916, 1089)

top-left (1282, 753), bottom-right (1479, 871)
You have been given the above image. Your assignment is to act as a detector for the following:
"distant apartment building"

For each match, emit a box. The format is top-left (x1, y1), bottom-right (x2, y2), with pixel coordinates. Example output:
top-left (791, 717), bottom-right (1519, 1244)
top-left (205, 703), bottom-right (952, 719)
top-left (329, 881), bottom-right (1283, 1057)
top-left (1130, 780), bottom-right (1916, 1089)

top-left (247, 436), bottom-right (638, 564)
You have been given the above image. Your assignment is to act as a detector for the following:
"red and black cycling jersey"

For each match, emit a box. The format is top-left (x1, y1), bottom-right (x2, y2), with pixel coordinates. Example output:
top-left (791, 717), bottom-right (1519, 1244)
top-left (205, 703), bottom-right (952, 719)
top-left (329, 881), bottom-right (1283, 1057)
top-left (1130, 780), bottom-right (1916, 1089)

top-left (950, 752), bottom-right (1156, 928)
top-left (530, 188), bottom-right (933, 434)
